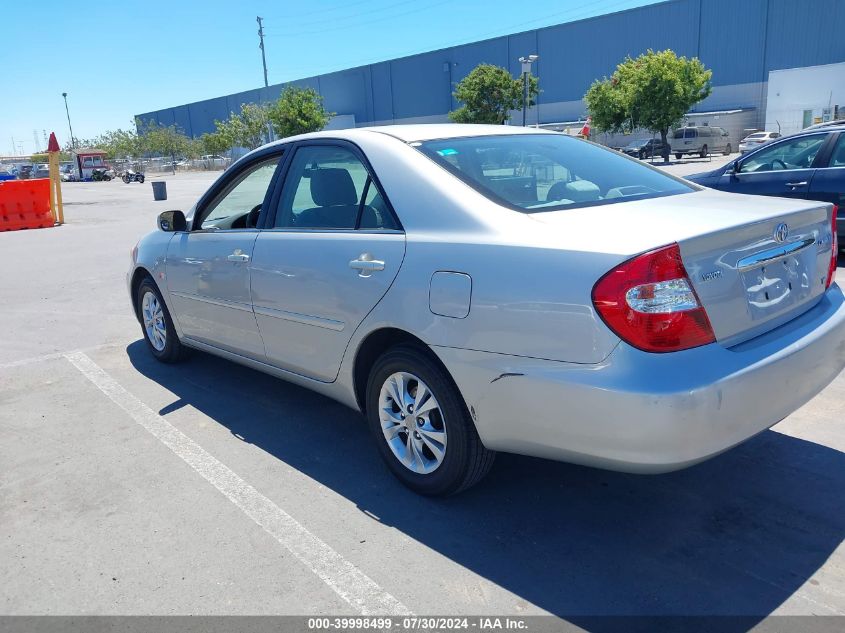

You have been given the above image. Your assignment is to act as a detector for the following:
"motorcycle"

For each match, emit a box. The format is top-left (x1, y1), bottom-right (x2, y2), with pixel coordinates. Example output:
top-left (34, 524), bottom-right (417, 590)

top-left (91, 168), bottom-right (114, 181)
top-left (122, 169), bottom-right (145, 184)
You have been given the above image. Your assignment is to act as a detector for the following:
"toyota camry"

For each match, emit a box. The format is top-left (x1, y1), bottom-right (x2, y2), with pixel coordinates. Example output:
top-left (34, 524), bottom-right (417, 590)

top-left (128, 124), bottom-right (845, 495)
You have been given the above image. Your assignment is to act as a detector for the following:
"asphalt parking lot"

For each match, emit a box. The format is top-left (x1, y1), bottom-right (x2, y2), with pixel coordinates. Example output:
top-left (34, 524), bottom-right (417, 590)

top-left (2, 165), bottom-right (844, 621)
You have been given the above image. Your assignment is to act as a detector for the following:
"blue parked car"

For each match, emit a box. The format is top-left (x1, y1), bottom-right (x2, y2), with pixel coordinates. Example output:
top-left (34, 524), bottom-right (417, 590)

top-left (687, 127), bottom-right (845, 249)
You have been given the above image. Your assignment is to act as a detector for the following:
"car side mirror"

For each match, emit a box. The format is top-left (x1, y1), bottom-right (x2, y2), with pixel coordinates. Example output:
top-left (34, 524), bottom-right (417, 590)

top-left (158, 210), bottom-right (186, 232)
top-left (731, 160), bottom-right (741, 174)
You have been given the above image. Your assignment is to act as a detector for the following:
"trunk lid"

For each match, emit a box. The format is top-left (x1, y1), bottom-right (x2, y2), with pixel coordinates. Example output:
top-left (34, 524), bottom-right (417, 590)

top-left (532, 189), bottom-right (835, 347)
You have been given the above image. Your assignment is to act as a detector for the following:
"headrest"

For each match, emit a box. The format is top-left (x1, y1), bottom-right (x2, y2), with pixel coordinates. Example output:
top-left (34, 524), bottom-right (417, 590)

top-left (310, 168), bottom-right (357, 206)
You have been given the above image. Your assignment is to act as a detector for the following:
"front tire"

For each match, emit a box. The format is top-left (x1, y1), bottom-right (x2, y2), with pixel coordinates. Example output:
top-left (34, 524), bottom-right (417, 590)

top-left (365, 345), bottom-right (495, 496)
top-left (675, 152), bottom-right (683, 160)
top-left (700, 144), bottom-right (708, 158)
top-left (137, 277), bottom-right (185, 363)
top-left (138, 175), bottom-right (145, 183)
top-left (122, 174), bottom-right (130, 183)
top-left (724, 144), bottom-right (732, 155)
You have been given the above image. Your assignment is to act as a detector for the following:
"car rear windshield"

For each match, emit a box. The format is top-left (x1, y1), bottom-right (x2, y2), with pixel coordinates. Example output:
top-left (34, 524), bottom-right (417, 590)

top-left (746, 133), bottom-right (767, 140)
top-left (415, 134), bottom-right (694, 212)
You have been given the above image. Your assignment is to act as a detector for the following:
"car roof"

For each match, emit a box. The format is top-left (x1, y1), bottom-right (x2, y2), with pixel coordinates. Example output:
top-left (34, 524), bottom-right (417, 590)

top-left (264, 123), bottom-right (553, 147)
top-left (803, 119), bottom-right (845, 131)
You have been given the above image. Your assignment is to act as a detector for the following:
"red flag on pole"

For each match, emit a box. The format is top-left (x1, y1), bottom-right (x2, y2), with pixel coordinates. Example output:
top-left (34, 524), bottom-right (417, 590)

top-left (47, 132), bottom-right (60, 153)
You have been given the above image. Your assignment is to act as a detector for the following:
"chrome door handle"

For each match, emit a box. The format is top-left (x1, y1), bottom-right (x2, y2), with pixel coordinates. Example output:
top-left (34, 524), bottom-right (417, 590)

top-left (349, 254), bottom-right (385, 277)
top-left (227, 252), bottom-right (250, 263)
top-left (785, 181), bottom-right (808, 187)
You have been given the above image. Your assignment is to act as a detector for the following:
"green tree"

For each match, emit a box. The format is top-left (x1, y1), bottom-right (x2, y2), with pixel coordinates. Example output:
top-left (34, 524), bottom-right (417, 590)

top-left (585, 49), bottom-right (712, 160)
top-left (267, 86), bottom-right (333, 138)
top-left (137, 120), bottom-right (192, 172)
top-left (198, 130), bottom-right (232, 156)
top-left (93, 128), bottom-right (141, 159)
top-left (216, 103), bottom-right (270, 150)
top-left (449, 64), bottom-right (538, 125)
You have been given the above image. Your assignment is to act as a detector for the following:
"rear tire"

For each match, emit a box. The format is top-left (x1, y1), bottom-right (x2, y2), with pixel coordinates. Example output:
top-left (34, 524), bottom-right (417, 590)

top-left (137, 277), bottom-right (186, 363)
top-left (675, 153), bottom-right (683, 160)
top-left (365, 345), bottom-right (495, 496)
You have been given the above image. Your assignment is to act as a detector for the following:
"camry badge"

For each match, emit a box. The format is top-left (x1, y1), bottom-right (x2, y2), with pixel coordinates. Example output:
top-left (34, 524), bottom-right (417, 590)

top-left (774, 223), bottom-right (789, 243)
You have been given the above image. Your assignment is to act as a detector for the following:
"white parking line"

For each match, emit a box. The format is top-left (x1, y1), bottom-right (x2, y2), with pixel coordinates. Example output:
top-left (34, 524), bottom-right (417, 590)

top-left (64, 350), bottom-right (412, 616)
top-left (0, 344), bottom-right (114, 371)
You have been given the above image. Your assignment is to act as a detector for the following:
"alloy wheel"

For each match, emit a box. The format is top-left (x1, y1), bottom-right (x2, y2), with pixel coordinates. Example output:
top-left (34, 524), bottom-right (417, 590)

top-left (378, 372), bottom-right (447, 474)
top-left (141, 291), bottom-right (167, 352)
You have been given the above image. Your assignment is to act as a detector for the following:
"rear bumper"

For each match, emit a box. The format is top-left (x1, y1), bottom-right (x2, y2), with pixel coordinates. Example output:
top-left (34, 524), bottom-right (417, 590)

top-left (434, 285), bottom-right (845, 473)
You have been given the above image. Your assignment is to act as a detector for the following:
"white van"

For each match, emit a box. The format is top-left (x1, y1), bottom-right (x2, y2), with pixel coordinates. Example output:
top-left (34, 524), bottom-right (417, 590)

top-left (670, 126), bottom-right (732, 158)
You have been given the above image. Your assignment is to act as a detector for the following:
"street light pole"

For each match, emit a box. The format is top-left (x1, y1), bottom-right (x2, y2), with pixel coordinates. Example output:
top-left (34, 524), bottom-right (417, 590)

top-left (62, 92), bottom-right (75, 149)
top-left (518, 55), bottom-right (538, 127)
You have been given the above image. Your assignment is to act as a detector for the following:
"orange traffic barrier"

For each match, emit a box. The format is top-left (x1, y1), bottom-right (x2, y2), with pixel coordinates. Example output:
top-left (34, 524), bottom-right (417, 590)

top-left (0, 179), bottom-right (54, 232)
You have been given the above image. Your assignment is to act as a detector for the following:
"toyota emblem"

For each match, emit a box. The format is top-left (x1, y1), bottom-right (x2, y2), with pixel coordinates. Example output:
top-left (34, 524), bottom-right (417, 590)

top-left (774, 223), bottom-right (789, 243)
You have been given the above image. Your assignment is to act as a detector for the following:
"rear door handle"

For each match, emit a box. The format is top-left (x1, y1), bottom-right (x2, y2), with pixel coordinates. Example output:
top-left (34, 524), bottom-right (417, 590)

top-left (227, 251), bottom-right (250, 263)
top-left (785, 181), bottom-right (808, 188)
top-left (349, 254), bottom-right (385, 277)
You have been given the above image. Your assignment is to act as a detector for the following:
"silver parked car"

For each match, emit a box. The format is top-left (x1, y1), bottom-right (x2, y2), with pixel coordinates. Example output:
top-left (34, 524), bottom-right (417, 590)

top-left (739, 130), bottom-right (782, 153)
top-left (128, 125), bottom-right (845, 495)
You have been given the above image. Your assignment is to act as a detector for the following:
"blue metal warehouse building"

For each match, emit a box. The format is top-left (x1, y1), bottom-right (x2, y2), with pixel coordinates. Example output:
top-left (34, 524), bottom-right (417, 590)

top-left (136, 0), bottom-right (845, 137)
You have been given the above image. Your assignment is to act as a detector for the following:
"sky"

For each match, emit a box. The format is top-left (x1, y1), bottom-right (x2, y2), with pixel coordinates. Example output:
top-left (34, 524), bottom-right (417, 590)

top-left (1, 0), bottom-right (661, 155)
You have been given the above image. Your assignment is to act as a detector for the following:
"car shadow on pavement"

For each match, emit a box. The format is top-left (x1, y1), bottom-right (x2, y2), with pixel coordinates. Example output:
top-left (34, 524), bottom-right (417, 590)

top-left (127, 341), bottom-right (845, 626)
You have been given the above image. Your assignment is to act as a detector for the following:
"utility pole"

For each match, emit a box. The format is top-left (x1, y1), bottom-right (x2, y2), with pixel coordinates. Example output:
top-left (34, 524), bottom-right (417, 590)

top-left (257, 16), bottom-right (269, 88)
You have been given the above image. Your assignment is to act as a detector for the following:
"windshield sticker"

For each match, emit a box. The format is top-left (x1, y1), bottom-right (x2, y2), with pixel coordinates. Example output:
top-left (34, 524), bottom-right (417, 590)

top-left (437, 148), bottom-right (458, 156)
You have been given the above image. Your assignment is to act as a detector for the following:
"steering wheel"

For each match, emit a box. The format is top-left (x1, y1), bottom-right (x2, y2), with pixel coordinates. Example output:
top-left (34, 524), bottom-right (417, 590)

top-left (246, 204), bottom-right (262, 228)
top-left (771, 158), bottom-right (787, 170)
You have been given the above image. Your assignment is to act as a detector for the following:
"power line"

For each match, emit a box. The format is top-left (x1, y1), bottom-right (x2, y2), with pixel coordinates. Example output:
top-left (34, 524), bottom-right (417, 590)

top-left (267, 0), bottom-right (374, 20)
top-left (265, 0), bottom-right (451, 37)
top-left (269, 0), bottom-right (645, 78)
top-left (264, 0), bottom-right (422, 32)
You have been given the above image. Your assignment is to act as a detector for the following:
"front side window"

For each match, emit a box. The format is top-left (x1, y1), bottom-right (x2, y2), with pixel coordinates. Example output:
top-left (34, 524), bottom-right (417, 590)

top-left (416, 134), bottom-right (694, 212)
top-left (739, 134), bottom-right (827, 173)
top-left (198, 157), bottom-right (280, 229)
top-left (274, 145), bottom-right (397, 230)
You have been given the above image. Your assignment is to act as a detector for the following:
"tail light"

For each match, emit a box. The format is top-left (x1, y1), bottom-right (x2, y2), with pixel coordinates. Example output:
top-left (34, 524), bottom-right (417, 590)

top-left (826, 205), bottom-right (838, 289)
top-left (592, 243), bottom-right (715, 353)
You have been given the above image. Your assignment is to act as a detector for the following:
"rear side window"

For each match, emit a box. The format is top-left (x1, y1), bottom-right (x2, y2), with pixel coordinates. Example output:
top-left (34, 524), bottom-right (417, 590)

top-left (274, 145), bottom-right (398, 230)
top-left (416, 134), bottom-right (694, 213)
top-left (685, 129), bottom-right (697, 139)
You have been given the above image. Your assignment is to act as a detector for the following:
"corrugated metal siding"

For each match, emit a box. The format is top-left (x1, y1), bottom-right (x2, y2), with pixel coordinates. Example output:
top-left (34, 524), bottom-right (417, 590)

top-left (137, 0), bottom-right (845, 134)
top-left (699, 0), bottom-right (766, 85)
top-left (538, 0), bottom-right (700, 103)
top-left (389, 50), bottom-right (451, 119)
top-left (766, 0), bottom-right (845, 71)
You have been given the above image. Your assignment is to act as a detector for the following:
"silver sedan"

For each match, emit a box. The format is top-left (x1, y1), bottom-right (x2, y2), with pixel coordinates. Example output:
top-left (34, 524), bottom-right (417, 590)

top-left (128, 124), bottom-right (845, 495)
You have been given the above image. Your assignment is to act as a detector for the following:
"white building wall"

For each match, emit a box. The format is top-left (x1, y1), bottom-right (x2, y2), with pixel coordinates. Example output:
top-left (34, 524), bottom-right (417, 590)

top-left (765, 62), bottom-right (845, 135)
